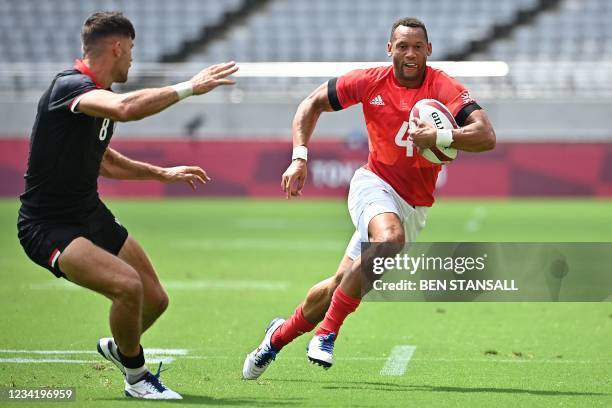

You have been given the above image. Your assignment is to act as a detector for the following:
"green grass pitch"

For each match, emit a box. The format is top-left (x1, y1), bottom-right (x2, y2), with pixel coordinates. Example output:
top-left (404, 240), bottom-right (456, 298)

top-left (0, 198), bottom-right (610, 407)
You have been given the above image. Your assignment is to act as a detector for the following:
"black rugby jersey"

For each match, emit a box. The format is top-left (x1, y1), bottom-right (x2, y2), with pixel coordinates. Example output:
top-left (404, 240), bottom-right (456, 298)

top-left (19, 60), bottom-right (115, 222)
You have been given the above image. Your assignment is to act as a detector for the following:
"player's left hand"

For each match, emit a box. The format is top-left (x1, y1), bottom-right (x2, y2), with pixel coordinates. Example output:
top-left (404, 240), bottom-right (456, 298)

top-left (409, 118), bottom-right (437, 149)
top-left (160, 166), bottom-right (210, 190)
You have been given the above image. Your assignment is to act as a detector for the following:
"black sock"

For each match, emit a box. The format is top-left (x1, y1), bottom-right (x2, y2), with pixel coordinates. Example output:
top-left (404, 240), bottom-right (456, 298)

top-left (117, 345), bottom-right (145, 369)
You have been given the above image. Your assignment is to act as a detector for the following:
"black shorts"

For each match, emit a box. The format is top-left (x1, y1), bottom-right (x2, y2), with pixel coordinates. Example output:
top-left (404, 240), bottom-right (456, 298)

top-left (17, 202), bottom-right (128, 278)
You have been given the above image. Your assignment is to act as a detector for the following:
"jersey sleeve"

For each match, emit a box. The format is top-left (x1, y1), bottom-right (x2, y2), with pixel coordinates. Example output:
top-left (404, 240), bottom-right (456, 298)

top-left (327, 69), bottom-right (372, 111)
top-left (48, 74), bottom-right (98, 114)
top-left (435, 72), bottom-right (481, 126)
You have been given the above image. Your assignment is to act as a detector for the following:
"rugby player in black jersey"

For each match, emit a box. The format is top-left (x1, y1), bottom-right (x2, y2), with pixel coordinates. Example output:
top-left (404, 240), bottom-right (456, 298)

top-left (17, 11), bottom-right (238, 399)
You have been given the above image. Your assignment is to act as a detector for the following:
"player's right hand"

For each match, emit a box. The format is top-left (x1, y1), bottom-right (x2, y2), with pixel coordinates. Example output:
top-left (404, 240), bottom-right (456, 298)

top-left (281, 159), bottom-right (307, 199)
top-left (190, 61), bottom-right (239, 95)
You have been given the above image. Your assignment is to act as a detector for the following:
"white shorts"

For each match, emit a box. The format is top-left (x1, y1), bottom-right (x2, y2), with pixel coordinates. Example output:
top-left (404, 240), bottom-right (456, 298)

top-left (345, 167), bottom-right (428, 260)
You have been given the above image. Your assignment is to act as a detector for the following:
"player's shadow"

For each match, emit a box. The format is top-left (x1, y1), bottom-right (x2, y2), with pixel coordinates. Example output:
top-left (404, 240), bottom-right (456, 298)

top-left (272, 379), bottom-right (610, 397)
top-left (100, 394), bottom-right (304, 405)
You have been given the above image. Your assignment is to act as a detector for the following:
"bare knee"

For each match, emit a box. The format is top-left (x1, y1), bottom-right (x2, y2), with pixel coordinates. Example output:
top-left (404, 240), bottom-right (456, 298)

top-left (371, 224), bottom-right (404, 243)
top-left (149, 289), bottom-right (169, 315)
top-left (368, 213), bottom-right (405, 244)
top-left (112, 269), bottom-right (144, 303)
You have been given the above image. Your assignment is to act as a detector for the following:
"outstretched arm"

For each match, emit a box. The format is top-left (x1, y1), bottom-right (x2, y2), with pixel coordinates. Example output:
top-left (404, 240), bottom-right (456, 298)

top-left (100, 147), bottom-right (210, 190)
top-left (411, 109), bottom-right (496, 152)
top-left (76, 62), bottom-right (238, 122)
top-left (281, 81), bottom-right (335, 198)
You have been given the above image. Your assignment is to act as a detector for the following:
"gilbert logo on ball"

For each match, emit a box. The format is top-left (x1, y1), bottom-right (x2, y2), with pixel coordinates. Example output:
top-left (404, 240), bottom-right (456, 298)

top-left (409, 99), bottom-right (458, 164)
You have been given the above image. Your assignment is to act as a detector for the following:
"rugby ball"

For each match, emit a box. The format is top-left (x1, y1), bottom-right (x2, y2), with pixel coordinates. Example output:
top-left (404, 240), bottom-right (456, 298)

top-left (409, 99), bottom-right (458, 164)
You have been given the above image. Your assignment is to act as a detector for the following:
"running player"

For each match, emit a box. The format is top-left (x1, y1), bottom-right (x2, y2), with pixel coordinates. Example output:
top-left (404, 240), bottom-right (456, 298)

top-left (243, 17), bottom-right (495, 379)
top-left (17, 11), bottom-right (237, 399)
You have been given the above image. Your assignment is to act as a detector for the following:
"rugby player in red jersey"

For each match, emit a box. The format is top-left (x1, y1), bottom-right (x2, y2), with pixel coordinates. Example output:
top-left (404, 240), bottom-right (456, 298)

top-left (243, 17), bottom-right (495, 378)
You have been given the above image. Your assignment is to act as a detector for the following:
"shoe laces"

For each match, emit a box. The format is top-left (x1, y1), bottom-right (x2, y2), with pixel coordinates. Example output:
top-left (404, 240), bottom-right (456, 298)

top-left (319, 333), bottom-right (336, 354)
top-left (254, 345), bottom-right (277, 368)
top-left (141, 362), bottom-right (169, 393)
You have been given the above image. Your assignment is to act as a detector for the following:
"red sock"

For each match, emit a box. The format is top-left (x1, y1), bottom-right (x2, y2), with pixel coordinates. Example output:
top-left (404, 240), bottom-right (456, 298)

top-left (316, 287), bottom-right (361, 338)
top-left (270, 304), bottom-right (316, 350)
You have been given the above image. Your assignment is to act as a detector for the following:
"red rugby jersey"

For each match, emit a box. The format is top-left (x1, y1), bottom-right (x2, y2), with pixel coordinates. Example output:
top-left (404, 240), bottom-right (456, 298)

top-left (329, 65), bottom-right (479, 206)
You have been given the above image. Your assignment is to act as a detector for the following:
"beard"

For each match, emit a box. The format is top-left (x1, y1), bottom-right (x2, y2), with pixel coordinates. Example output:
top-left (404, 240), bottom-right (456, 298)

top-left (395, 62), bottom-right (425, 85)
top-left (116, 70), bottom-right (129, 83)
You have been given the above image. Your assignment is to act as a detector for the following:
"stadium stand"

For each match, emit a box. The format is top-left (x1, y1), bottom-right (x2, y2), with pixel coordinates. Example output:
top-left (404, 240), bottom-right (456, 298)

top-left (477, 0), bottom-right (612, 61)
top-left (0, 0), bottom-right (244, 63)
top-left (464, 0), bottom-right (612, 98)
top-left (0, 0), bottom-right (609, 168)
top-left (0, 0), bottom-right (611, 105)
top-left (191, 0), bottom-right (539, 63)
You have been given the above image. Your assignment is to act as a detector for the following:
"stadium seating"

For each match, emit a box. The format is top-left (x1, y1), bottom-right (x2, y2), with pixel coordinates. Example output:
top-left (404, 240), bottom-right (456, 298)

top-left (464, 0), bottom-right (612, 98)
top-left (191, 0), bottom-right (539, 63)
top-left (1, 0), bottom-right (611, 99)
top-left (0, 0), bottom-right (244, 62)
top-left (477, 0), bottom-right (612, 62)
top-left (3, 0), bottom-right (607, 65)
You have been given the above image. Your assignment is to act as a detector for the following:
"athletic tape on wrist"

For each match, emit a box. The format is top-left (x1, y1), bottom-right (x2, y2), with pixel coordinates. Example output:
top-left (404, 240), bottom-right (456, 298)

top-left (172, 81), bottom-right (193, 100)
top-left (436, 129), bottom-right (454, 148)
top-left (292, 145), bottom-right (308, 161)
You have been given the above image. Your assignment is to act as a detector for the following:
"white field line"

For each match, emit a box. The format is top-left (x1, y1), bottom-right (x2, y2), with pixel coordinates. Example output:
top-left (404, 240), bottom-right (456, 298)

top-left (0, 358), bottom-right (98, 364)
top-left (380, 345), bottom-right (416, 376)
top-left (0, 348), bottom-right (184, 365)
top-left (29, 280), bottom-right (289, 291)
top-left (0, 357), bottom-right (174, 364)
top-left (142, 348), bottom-right (188, 355)
top-left (0, 348), bottom-right (188, 355)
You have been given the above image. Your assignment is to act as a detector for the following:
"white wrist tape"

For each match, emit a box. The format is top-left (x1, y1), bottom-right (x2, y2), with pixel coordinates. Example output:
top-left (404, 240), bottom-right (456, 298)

top-left (436, 129), bottom-right (454, 148)
top-left (292, 145), bottom-right (308, 161)
top-left (172, 81), bottom-right (193, 100)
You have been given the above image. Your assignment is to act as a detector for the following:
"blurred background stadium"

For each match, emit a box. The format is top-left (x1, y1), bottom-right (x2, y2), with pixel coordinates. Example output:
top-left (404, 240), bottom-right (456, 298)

top-left (0, 0), bottom-right (611, 199)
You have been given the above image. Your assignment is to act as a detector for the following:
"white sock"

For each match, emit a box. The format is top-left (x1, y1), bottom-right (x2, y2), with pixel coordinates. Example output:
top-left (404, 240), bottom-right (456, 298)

top-left (125, 365), bottom-right (148, 385)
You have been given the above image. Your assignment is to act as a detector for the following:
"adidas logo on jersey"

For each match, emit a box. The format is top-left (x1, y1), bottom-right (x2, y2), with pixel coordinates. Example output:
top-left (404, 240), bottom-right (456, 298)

top-left (369, 95), bottom-right (385, 106)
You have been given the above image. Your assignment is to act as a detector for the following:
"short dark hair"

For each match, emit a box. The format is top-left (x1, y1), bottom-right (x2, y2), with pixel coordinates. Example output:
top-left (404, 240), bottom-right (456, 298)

top-left (390, 17), bottom-right (428, 42)
top-left (81, 11), bottom-right (135, 56)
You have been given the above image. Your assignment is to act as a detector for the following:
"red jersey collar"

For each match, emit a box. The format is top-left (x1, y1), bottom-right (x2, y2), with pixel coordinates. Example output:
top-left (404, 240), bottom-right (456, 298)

top-left (73, 59), bottom-right (103, 88)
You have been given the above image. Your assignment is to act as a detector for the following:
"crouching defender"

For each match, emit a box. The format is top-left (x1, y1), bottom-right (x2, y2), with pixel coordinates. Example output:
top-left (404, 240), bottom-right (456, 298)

top-left (243, 17), bottom-right (495, 379)
top-left (17, 11), bottom-right (237, 399)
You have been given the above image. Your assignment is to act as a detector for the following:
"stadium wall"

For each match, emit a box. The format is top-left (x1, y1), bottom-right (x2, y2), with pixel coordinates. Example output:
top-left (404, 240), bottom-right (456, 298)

top-left (1, 139), bottom-right (611, 198)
